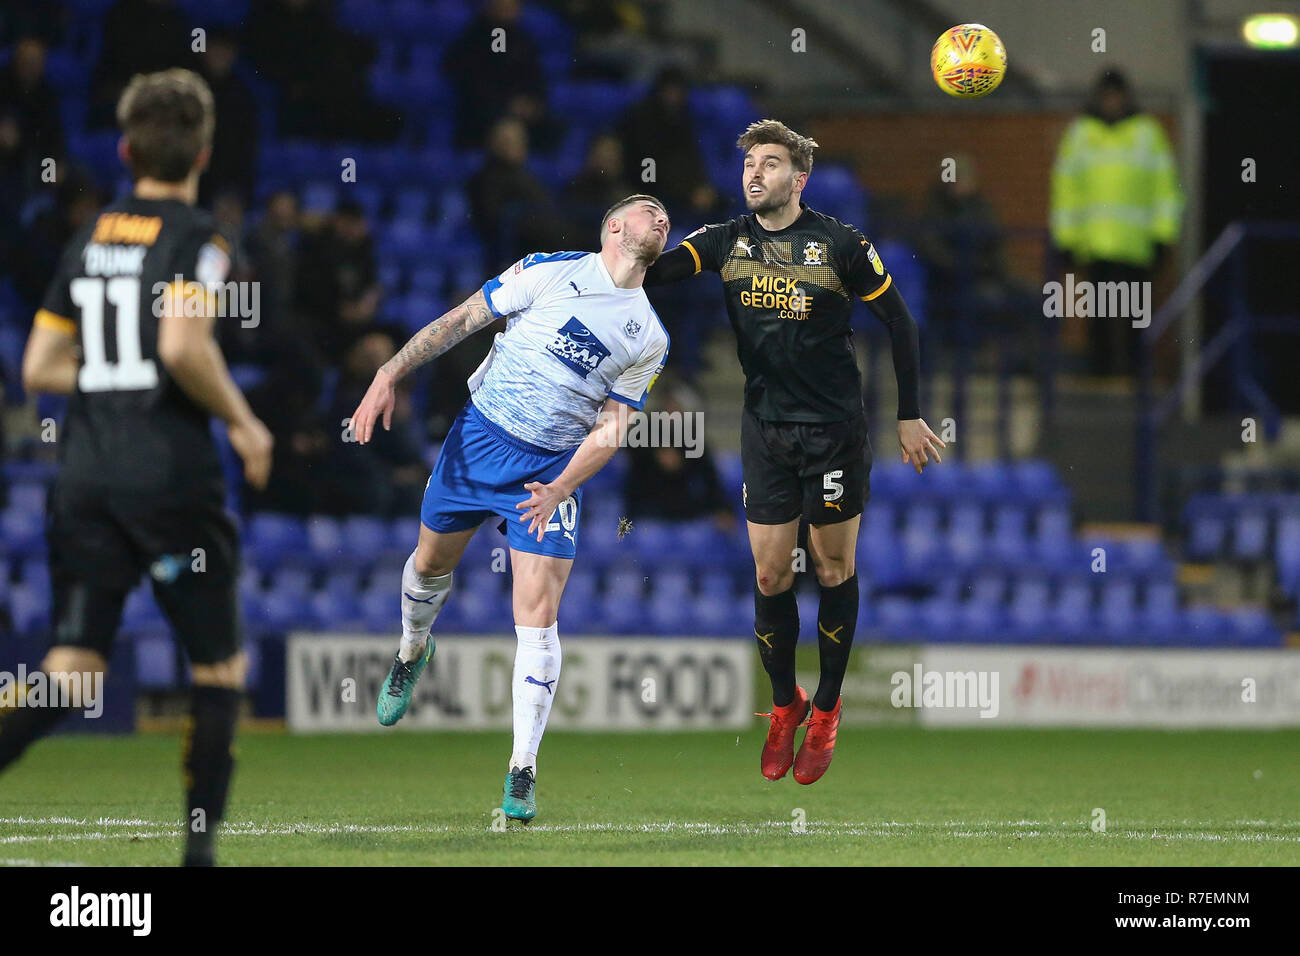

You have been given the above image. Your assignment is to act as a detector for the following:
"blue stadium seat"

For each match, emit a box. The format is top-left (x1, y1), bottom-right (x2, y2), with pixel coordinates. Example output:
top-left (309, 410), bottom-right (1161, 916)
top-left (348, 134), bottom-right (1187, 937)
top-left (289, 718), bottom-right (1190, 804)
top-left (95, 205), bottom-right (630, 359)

top-left (135, 635), bottom-right (176, 688)
top-left (1184, 494), bottom-right (1227, 560)
top-left (1007, 576), bottom-right (1050, 639)
top-left (1012, 460), bottom-right (1068, 504)
top-left (1276, 514), bottom-right (1300, 596)
top-left (1138, 581), bottom-right (1179, 643)
top-left (991, 505), bottom-right (1029, 559)
top-left (306, 515), bottom-right (345, 565)
top-left (309, 589), bottom-right (366, 631)
top-left (246, 513), bottom-right (308, 571)
top-left (1052, 577), bottom-right (1094, 642)
top-left (1229, 607), bottom-right (1279, 646)
top-left (1, 508), bottom-right (44, 559)
top-left (270, 566), bottom-right (313, 602)
top-left (340, 516), bottom-right (390, 564)
top-left (8, 584), bottom-right (48, 635)
top-left (1182, 604), bottom-right (1232, 646)
top-left (1231, 504), bottom-right (1271, 562)
top-left (1098, 579), bottom-right (1138, 641)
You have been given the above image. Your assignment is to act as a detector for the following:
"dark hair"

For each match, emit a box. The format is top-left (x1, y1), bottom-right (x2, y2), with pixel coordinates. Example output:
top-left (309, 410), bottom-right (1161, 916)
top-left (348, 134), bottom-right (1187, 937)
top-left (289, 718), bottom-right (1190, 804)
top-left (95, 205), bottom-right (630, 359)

top-left (736, 119), bottom-right (818, 175)
top-left (116, 69), bottom-right (214, 183)
top-left (600, 193), bottom-right (666, 240)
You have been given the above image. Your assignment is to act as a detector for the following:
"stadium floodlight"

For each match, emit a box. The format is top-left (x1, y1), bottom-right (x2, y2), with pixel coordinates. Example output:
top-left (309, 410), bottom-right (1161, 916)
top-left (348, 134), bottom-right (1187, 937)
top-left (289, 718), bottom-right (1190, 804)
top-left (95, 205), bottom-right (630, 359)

top-left (1242, 13), bottom-right (1299, 48)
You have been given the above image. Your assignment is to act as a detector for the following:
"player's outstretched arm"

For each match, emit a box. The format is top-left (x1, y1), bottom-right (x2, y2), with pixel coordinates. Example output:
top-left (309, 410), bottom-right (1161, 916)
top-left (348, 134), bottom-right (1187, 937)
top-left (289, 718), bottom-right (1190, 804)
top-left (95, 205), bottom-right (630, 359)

top-left (866, 282), bottom-right (945, 473)
top-left (21, 324), bottom-right (80, 395)
top-left (516, 397), bottom-right (631, 541)
top-left (351, 288), bottom-right (496, 444)
top-left (157, 298), bottom-right (273, 490)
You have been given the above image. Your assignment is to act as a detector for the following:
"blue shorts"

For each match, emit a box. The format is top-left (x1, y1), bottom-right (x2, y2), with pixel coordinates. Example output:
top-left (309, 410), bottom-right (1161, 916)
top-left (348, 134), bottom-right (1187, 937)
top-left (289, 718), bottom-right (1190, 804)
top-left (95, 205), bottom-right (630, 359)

top-left (420, 401), bottom-right (583, 559)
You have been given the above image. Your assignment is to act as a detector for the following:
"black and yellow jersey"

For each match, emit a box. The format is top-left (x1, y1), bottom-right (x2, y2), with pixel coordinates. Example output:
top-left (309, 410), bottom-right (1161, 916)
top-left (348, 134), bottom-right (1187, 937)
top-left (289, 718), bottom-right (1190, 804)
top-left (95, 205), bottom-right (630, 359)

top-left (647, 203), bottom-right (909, 424)
top-left (35, 196), bottom-right (232, 492)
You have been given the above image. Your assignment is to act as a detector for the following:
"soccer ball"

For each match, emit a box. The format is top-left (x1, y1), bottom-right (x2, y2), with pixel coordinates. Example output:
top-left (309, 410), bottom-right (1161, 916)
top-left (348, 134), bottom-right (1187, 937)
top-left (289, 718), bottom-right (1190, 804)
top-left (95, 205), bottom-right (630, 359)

top-left (930, 24), bottom-right (1007, 98)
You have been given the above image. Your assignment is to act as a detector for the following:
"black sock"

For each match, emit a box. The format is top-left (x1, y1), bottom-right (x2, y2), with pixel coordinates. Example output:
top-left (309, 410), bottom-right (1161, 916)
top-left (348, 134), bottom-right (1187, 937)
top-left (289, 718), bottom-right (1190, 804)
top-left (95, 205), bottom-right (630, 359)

top-left (754, 585), bottom-right (800, 707)
top-left (0, 693), bottom-right (75, 771)
top-left (183, 686), bottom-right (240, 865)
top-left (814, 574), bottom-right (859, 711)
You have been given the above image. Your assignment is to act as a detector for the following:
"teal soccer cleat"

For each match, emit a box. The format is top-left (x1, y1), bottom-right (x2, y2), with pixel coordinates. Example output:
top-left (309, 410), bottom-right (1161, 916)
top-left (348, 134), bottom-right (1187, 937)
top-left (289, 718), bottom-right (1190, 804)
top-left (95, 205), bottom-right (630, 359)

top-left (502, 766), bottom-right (537, 821)
top-left (376, 638), bottom-right (433, 726)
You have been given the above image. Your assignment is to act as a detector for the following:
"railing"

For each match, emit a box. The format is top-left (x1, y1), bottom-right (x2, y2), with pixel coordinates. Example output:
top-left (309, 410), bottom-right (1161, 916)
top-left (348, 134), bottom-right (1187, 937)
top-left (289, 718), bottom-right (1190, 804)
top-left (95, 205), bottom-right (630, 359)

top-left (1136, 221), bottom-right (1300, 522)
top-left (862, 220), bottom-right (1056, 462)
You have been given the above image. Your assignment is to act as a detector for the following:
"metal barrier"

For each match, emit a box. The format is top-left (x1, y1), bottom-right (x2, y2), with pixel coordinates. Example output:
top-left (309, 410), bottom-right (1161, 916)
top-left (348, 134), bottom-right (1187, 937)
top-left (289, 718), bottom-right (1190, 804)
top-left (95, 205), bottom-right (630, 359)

top-left (1136, 221), bottom-right (1300, 522)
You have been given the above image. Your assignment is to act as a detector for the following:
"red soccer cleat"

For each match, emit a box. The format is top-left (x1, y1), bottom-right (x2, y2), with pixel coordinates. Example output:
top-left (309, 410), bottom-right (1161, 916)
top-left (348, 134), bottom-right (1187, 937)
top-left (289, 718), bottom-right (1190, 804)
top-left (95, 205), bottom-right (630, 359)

top-left (756, 686), bottom-right (810, 781)
top-left (793, 697), bottom-right (842, 785)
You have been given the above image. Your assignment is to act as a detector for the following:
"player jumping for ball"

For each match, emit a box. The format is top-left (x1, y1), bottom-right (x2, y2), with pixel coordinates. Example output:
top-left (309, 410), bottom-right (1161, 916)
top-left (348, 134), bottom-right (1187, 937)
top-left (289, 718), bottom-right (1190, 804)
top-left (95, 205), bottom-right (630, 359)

top-left (350, 196), bottom-right (671, 822)
top-left (646, 120), bottom-right (943, 784)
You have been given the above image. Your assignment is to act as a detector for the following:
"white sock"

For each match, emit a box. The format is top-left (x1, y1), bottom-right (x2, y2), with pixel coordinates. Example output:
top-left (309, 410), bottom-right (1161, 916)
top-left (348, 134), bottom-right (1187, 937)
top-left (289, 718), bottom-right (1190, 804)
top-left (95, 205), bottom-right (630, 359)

top-left (399, 553), bottom-right (452, 662)
top-left (510, 621), bottom-right (560, 772)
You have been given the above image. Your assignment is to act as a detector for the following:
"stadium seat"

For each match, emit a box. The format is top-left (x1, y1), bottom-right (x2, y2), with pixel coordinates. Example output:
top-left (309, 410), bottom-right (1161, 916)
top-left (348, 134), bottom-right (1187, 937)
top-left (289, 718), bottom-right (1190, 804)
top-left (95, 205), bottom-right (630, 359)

top-left (246, 514), bottom-right (309, 571)
top-left (1231, 505), bottom-right (1271, 562)
top-left (1184, 494), bottom-right (1228, 560)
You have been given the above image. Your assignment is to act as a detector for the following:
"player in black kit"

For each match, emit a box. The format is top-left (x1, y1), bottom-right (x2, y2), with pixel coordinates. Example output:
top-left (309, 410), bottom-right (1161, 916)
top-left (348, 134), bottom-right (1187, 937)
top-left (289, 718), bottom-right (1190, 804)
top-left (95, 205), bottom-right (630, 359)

top-left (0, 70), bottom-right (273, 864)
top-left (646, 120), bottom-right (944, 784)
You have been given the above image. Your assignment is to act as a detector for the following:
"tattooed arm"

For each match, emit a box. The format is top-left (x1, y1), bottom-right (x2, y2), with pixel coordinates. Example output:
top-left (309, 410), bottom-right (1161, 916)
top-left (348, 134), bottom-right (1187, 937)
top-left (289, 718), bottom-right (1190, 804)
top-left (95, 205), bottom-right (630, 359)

top-left (350, 289), bottom-right (497, 444)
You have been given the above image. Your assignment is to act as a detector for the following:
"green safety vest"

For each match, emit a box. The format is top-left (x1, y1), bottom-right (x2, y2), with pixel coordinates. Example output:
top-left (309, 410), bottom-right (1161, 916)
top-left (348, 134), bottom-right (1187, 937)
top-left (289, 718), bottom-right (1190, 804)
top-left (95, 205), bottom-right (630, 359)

top-left (1050, 113), bottom-right (1183, 268)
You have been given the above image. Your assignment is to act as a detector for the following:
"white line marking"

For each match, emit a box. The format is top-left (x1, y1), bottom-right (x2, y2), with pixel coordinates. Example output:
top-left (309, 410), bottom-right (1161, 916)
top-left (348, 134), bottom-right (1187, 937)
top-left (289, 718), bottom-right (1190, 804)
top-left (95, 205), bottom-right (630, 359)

top-left (4, 819), bottom-right (1300, 844)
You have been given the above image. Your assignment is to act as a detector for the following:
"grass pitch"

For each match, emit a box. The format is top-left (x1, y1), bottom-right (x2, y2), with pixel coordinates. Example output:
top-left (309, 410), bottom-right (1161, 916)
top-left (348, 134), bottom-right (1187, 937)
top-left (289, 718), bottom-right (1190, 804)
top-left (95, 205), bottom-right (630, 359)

top-left (2, 726), bottom-right (1297, 865)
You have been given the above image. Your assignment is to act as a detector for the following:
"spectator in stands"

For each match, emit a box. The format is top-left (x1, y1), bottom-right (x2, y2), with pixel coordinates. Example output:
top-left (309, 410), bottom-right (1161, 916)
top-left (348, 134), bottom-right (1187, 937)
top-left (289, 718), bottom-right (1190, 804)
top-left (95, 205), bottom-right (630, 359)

top-left (0, 35), bottom-right (64, 194)
top-left (89, 0), bottom-right (196, 128)
top-left (246, 190), bottom-right (302, 338)
top-left (197, 28), bottom-right (258, 207)
top-left (622, 382), bottom-right (735, 531)
top-left (244, 365), bottom-right (330, 516)
top-left (244, 0), bottom-right (400, 141)
top-left (445, 0), bottom-right (551, 152)
top-left (617, 66), bottom-right (711, 215)
top-left (327, 331), bottom-right (428, 517)
top-left (295, 199), bottom-right (382, 362)
top-left (468, 116), bottom-right (563, 272)
top-left (565, 132), bottom-right (634, 220)
top-left (1050, 69), bottom-right (1182, 376)
top-left (916, 153), bottom-right (1035, 339)
top-left (8, 167), bottom-right (101, 312)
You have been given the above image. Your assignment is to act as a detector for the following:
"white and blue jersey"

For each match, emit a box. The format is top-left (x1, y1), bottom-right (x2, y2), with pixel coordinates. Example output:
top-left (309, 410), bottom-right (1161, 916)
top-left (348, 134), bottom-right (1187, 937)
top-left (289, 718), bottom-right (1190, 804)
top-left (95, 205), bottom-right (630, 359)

top-left (421, 251), bottom-right (670, 558)
top-left (470, 250), bottom-right (670, 450)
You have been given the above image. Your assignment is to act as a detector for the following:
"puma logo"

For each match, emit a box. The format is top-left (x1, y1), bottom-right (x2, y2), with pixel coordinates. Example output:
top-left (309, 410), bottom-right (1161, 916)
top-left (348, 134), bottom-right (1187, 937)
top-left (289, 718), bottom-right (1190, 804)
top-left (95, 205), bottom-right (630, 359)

top-left (755, 630), bottom-right (774, 648)
top-left (524, 675), bottom-right (556, 694)
top-left (818, 623), bottom-right (844, 644)
top-left (824, 501), bottom-right (842, 511)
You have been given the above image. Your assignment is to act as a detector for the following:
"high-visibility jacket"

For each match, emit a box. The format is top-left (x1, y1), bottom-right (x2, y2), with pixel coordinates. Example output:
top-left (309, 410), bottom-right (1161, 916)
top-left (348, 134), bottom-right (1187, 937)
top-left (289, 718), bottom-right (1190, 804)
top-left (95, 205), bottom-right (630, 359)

top-left (1050, 113), bottom-right (1182, 268)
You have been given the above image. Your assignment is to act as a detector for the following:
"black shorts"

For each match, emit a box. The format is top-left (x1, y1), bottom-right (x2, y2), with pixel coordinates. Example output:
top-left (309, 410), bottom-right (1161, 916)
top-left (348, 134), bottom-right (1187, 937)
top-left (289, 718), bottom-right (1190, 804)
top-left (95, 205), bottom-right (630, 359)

top-left (741, 409), bottom-right (871, 526)
top-left (45, 475), bottom-right (242, 665)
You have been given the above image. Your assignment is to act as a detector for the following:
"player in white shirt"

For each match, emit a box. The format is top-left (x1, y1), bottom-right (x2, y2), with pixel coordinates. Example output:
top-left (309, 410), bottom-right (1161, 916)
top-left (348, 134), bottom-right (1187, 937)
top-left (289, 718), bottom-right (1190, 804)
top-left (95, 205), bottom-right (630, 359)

top-left (350, 195), bottom-right (671, 821)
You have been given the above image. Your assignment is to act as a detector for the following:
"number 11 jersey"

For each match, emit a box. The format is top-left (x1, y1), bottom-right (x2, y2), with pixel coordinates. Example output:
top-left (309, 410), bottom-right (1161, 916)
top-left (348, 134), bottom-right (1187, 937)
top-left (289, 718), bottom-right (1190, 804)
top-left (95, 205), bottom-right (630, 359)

top-left (36, 196), bottom-right (232, 493)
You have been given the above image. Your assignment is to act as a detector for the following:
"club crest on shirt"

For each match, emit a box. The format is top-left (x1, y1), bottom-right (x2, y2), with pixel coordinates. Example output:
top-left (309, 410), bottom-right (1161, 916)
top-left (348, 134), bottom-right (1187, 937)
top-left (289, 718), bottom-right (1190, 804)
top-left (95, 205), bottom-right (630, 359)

top-left (802, 241), bottom-right (825, 266)
top-left (546, 316), bottom-right (611, 379)
top-left (624, 316), bottom-right (642, 337)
